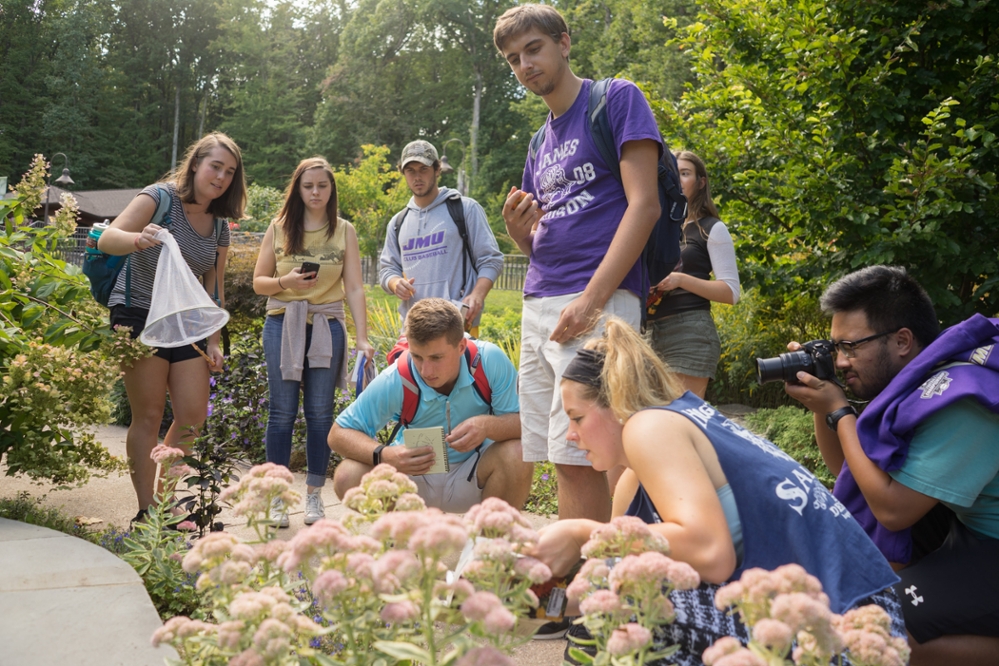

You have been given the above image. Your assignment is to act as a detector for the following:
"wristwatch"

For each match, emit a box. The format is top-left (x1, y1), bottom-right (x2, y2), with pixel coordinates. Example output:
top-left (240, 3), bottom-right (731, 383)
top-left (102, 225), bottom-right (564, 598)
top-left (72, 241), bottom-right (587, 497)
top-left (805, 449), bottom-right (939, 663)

top-left (372, 444), bottom-right (387, 467)
top-left (825, 405), bottom-right (859, 433)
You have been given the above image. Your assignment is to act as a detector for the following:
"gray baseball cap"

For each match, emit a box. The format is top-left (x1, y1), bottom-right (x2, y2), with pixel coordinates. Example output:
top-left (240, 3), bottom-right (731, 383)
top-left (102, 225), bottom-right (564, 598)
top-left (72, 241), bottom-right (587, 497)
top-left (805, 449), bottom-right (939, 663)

top-left (399, 140), bottom-right (439, 169)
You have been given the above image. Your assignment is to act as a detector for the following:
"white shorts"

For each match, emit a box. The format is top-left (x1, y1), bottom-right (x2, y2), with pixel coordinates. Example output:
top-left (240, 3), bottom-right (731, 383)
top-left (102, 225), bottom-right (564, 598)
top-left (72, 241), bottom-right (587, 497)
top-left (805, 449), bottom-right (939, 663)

top-left (410, 451), bottom-right (484, 513)
top-left (518, 290), bottom-right (641, 465)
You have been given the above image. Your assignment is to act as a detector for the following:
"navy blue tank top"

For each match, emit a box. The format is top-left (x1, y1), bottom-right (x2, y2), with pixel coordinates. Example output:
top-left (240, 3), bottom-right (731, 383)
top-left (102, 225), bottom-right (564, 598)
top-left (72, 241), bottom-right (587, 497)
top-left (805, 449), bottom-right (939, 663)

top-left (626, 392), bottom-right (899, 613)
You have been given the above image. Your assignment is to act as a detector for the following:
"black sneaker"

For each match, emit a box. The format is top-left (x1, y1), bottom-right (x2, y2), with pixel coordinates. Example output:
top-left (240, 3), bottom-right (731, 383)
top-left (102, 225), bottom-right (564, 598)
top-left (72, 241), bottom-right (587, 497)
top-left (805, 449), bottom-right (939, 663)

top-left (532, 616), bottom-right (575, 640)
top-left (564, 621), bottom-right (597, 665)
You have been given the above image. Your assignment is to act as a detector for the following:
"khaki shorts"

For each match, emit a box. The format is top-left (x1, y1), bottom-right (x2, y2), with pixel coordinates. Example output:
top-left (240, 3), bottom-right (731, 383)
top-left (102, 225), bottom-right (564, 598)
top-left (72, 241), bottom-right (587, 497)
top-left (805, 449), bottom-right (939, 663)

top-left (410, 451), bottom-right (484, 513)
top-left (518, 290), bottom-right (640, 465)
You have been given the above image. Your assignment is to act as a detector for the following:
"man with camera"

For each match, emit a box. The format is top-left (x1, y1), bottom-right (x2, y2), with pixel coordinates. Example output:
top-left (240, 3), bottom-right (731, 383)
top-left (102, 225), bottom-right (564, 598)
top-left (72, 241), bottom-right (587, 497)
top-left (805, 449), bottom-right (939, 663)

top-left (379, 140), bottom-right (504, 336)
top-left (328, 299), bottom-right (533, 513)
top-left (779, 265), bottom-right (999, 665)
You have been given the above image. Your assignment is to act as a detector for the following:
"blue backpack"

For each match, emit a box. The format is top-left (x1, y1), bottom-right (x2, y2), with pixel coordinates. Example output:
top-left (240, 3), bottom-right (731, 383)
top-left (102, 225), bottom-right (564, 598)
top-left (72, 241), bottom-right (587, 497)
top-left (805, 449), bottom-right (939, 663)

top-left (83, 185), bottom-right (226, 307)
top-left (529, 78), bottom-right (687, 321)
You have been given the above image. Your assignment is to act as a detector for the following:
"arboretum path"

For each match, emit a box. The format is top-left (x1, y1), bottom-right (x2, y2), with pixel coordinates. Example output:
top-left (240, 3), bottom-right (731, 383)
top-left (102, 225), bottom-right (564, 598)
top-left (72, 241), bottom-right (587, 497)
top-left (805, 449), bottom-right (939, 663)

top-left (0, 406), bottom-right (755, 666)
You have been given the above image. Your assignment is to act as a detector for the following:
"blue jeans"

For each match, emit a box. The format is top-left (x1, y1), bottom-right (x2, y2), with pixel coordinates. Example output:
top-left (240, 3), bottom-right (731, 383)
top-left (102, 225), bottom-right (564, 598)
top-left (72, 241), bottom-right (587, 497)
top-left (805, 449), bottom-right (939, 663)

top-left (263, 314), bottom-right (345, 487)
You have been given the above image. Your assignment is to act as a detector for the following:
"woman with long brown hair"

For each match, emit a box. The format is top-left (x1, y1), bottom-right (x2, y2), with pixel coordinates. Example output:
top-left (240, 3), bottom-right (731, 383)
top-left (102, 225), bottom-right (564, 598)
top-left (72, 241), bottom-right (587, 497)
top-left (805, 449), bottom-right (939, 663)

top-left (98, 132), bottom-right (246, 523)
top-left (253, 157), bottom-right (373, 527)
top-left (645, 151), bottom-right (740, 399)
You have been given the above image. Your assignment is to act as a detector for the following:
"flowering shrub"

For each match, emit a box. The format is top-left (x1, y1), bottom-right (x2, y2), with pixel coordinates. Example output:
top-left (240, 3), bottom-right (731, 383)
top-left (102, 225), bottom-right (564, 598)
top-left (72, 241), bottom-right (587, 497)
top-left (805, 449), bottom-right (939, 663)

top-left (154, 463), bottom-right (551, 665)
top-left (705, 565), bottom-right (910, 666)
top-left (1, 155), bottom-right (146, 485)
top-left (566, 516), bottom-right (699, 665)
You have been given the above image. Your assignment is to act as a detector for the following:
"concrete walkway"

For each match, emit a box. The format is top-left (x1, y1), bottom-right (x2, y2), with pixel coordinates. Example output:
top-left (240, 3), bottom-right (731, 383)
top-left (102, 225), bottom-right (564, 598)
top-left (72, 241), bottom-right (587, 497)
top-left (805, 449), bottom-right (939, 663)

top-left (0, 517), bottom-right (177, 665)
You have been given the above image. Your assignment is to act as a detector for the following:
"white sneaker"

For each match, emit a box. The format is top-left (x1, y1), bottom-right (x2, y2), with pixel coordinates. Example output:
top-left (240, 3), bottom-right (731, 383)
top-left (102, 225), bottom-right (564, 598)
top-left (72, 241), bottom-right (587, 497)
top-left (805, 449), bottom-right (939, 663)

top-left (304, 488), bottom-right (325, 525)
top-left (270, 497), bottom-right (290, 528)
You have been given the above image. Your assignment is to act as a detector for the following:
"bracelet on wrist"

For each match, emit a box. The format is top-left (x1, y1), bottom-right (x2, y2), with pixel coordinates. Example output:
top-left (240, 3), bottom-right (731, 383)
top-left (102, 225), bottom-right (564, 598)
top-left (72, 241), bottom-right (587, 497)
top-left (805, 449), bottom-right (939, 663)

top-left (277, 276), bottom-right (284, 290)
top-left (133, 235), bottom-right (142, 251)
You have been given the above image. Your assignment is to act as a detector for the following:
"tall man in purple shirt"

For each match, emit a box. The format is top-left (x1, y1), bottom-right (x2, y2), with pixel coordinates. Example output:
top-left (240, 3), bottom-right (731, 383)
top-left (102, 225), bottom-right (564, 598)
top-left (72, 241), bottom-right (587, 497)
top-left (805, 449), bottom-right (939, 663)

top-left (494, 4), bottom-right (662, 521)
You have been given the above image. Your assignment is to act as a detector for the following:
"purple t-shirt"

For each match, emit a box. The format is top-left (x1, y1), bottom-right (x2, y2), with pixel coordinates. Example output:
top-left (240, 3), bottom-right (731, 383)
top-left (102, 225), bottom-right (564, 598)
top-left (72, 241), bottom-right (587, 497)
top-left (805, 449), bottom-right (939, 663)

top-left (521, 79), bottom-right (663, 298)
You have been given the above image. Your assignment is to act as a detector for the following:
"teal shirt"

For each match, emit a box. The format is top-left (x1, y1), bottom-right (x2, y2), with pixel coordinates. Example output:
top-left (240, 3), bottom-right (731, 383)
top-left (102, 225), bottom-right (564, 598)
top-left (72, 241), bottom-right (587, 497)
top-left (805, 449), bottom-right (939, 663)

top-left (889, 398), bottom-right (999, 539)
top-left (335, 339), bottom-right (519, 465)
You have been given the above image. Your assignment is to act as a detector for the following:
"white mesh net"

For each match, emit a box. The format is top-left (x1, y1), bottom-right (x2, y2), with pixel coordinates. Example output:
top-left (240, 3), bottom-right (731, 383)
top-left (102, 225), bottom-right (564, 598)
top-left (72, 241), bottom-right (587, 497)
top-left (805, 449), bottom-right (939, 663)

top-left (139, 228), bottom-right (229, 348)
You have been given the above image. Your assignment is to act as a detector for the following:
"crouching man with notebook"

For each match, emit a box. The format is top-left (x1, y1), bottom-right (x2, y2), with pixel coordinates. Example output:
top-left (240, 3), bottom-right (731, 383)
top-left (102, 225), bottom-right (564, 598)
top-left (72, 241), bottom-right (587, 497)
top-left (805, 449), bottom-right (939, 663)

top-left (328, 298), bottom-right (533, 512)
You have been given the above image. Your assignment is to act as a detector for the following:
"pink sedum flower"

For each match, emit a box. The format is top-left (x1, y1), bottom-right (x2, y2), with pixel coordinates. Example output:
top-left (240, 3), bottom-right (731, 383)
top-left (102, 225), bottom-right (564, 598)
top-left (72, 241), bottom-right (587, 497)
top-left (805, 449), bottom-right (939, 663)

top-left (455, 646), bottom-right (516, 666)
top-left (606, 623), bottom-right (653, 656)
top-left (150, 444), bottom-right (185, 465)
top-left (483, 605), bottom-right (517, 633)
top-left (702, 636), bottom-right (744, 665)
top-left (579, 589), bottom-right (624, 616)
top-left (228, 649), bottom-right (264, 666)
top-left (752, 618), bottom-right (794, 652)
top-left (381, 600), bottom-right (420, 624)
top-left (151, 616), bottom-right (212, 646)
top-left (460, 591), bottom-right (506, 622)
top-left (216, 620), bottom-right (246, 651)
top-left (312, 570), bottom-right (349, 602)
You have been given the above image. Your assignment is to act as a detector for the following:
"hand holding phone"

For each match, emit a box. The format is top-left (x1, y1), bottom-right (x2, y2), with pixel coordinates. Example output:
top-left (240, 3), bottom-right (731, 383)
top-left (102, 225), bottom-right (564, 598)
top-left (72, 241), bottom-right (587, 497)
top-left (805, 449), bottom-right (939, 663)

top-left (301, 261), bottom-right (320, 280)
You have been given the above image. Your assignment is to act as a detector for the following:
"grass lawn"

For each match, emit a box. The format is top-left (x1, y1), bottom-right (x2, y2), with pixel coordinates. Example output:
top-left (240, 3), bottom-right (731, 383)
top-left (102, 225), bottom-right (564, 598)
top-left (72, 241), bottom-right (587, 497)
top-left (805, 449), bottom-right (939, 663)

top-left (364, 284), bottom-right (523, 317)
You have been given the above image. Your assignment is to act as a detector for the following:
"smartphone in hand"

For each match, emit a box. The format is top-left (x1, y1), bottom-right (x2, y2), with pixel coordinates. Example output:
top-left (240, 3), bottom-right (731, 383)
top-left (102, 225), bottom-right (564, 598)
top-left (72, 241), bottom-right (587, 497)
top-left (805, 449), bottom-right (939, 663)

top-left (301, 261), bottom-right (320, 279)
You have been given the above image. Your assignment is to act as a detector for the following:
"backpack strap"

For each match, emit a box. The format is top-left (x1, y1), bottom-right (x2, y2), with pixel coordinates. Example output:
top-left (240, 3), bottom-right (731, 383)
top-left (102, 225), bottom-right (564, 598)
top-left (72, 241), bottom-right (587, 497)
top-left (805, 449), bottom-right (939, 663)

top-left (126, 183), bottom-right (173, 308)
top-left (209, 216), bottom-right (225, 305)
top-left (528, 124), bottom-right (547, 163)
top-left (387, 349), bottom-right (422, 443)
top-left (587, 78), bottom-right (621, 183)
top-left (463, 338), bottom-right (492, 410)
top-left (444, 194), bottom-right (475, 297)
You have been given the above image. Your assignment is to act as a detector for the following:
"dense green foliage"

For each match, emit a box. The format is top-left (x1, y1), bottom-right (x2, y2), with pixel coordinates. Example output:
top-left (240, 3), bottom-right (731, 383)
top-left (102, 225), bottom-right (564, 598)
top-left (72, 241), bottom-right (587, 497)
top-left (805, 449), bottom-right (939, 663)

top-left (0, 157), bottom-right (143, 485)
top-left (665, 0), bottom-right (999, 325)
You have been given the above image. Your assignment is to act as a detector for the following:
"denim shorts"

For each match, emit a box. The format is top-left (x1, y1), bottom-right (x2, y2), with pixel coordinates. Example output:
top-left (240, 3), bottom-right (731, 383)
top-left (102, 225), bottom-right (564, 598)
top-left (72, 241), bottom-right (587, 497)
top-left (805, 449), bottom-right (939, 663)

top-left (109, 305), bottom-right (206, 364)
top-left (644, 309), bottom-right (721, 379)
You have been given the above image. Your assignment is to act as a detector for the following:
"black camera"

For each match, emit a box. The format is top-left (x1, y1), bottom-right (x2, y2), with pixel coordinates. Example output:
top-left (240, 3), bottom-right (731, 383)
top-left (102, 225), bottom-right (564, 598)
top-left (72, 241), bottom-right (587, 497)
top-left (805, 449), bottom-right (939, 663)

top-left (756, 340), bottom-right (837, 384)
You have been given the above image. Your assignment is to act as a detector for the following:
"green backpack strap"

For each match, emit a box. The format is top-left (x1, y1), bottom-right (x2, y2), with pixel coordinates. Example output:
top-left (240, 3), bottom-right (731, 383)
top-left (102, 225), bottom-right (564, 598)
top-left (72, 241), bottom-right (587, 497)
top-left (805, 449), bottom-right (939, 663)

top-left (125, 183), bottom-right (173, 308)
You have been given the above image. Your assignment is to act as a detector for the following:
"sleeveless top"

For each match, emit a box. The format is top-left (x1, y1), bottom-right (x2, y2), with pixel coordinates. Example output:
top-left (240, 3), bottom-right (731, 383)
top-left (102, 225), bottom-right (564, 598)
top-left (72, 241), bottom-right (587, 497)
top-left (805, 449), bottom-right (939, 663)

top-left (627, 392), bottom-right (899, 613)
top-left (651, 217), bottom-right (719, 319)
top-left (266, 218), bottom-right (350, 317)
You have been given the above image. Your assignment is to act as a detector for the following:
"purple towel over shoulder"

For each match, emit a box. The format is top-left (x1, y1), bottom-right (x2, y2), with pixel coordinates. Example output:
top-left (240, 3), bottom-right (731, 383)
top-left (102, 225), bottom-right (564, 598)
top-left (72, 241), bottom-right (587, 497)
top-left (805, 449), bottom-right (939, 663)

top-left (834, 314), bottom-right (999, 563)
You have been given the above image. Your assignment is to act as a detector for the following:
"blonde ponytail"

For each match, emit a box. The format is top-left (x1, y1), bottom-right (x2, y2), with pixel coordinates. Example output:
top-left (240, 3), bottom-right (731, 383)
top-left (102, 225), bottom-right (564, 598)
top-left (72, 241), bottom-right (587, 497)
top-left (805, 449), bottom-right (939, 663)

top-left (571, 318), bottom-right (684, 421)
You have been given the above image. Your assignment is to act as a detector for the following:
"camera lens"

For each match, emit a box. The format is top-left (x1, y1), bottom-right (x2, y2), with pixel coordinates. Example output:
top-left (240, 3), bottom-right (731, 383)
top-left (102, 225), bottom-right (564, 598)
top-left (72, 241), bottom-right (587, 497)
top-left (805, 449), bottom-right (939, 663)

top-left (756, 351), bottom-right (813, 384)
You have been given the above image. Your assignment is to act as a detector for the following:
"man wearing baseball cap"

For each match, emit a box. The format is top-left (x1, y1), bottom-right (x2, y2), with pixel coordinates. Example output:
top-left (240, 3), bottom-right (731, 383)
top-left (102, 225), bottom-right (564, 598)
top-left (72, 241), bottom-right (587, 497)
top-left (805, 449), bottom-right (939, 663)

top-left (379, 140), bottom-right (504, 335)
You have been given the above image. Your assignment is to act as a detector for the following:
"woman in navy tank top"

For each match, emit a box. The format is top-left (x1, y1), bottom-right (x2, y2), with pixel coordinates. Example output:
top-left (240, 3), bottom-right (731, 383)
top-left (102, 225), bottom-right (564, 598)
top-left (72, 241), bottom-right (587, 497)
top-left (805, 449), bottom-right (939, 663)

top-left (531, 318), bottom-right (904, 665)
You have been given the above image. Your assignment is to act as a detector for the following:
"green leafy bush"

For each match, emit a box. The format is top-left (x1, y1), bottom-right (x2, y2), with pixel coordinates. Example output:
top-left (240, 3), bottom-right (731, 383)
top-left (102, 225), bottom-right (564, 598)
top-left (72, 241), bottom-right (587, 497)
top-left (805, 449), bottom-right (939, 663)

top-left (224, 236), bottom-right (266, 320)
top-left (1, 155), bottom-right (143, 485)
top-left (744, 406), bottom-right (835, 489)
top-left (708, 288), bottom-right (828, 409)
top-left (240, 183), bottom-right (283, 233)
top-left (523, 461), bottom-right (558, 517)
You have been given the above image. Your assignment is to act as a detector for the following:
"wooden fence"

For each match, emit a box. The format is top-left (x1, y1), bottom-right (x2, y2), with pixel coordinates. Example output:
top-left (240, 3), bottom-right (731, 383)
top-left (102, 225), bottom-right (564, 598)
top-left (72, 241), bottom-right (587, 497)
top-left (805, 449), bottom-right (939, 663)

top-left (58, 230), bottom-right (529, 292)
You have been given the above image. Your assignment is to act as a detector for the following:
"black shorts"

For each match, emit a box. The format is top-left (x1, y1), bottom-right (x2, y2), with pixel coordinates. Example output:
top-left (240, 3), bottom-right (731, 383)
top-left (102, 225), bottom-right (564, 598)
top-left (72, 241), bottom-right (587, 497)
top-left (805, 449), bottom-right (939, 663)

top-left (895, 513), bottom-right (999, 642)
top-left (109, 305), bottom-right (207, 364)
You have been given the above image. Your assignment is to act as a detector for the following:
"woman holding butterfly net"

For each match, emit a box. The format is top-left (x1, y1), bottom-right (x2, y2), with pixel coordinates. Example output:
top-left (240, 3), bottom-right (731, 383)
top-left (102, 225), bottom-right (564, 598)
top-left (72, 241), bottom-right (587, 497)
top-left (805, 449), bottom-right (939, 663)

top-left (97, 132), bottom-right (247, 524)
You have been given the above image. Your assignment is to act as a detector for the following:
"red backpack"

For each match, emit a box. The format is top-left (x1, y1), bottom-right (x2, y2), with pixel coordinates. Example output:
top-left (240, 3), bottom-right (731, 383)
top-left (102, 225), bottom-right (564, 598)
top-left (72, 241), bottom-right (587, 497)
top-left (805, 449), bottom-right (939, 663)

top-left (386, 338), bottom-right (493, 444)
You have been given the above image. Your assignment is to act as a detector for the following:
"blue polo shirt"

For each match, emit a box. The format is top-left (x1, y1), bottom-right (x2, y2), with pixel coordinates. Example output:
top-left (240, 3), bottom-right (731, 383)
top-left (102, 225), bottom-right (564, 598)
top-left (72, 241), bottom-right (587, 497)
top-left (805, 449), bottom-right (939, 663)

top-left (335, 340), bottom-right (519, 465)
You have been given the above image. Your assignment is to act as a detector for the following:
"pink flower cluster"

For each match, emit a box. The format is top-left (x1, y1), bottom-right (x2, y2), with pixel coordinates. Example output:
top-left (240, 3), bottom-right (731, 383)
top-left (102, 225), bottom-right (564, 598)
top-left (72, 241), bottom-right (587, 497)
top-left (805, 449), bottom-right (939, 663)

top-left (150, 444), bottom-right (185, 465)
top-left (342, 463), bottom-right (423, 518)
top-left (702, 637), bottom-right (766, 666)
top-left (606, 623), bottom-right (653, 657)
top-left (465, 497), bottom-right (539, 546)
top-left (460, 591), bottom-right (517, 633)
top-left (219, 463), bottom-right (300, 520)
top-left (454, 646), bottom-right (516, 666)
top-left (566, 558), bottom-right (612, 603)
top-left (369, 507), bottom-right (468, 561)
top-left (151, 616), bottom-right (213, 647)
top-left (714, 564), bottom-right (828, 627)
top-left (581, 515), bottom-right (670, 559)
top-left (834, 605), bottom-right (910, 666)
top-left (277, 518), bottom-right (380, 574)
top-left (182, 531), bottom-right (257, 592)
top-left (610, 551), bottom-right (700, 598)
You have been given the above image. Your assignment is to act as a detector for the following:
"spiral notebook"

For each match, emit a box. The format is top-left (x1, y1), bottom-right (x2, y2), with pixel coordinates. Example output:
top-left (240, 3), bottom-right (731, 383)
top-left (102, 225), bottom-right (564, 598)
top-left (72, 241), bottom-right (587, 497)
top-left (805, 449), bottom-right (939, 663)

top-left (403, 426), bottom-right (449, 474)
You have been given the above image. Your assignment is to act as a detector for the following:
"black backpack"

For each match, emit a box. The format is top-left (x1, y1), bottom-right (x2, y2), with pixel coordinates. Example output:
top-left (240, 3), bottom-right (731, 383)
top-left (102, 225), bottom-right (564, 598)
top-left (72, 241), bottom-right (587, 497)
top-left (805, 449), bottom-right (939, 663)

top-left (529, 78), bottom-right (686, 320)
top-left (393, 193), bottom-right (476, 298)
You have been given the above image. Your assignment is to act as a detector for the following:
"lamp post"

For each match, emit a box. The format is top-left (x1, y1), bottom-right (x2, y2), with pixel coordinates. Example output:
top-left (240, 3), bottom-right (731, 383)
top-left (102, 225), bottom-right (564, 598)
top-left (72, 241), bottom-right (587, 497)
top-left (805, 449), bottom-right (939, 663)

top-left (42, 152), bottom-right (74, 224)
top-left (439, 139), bottom-right (467, 196)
